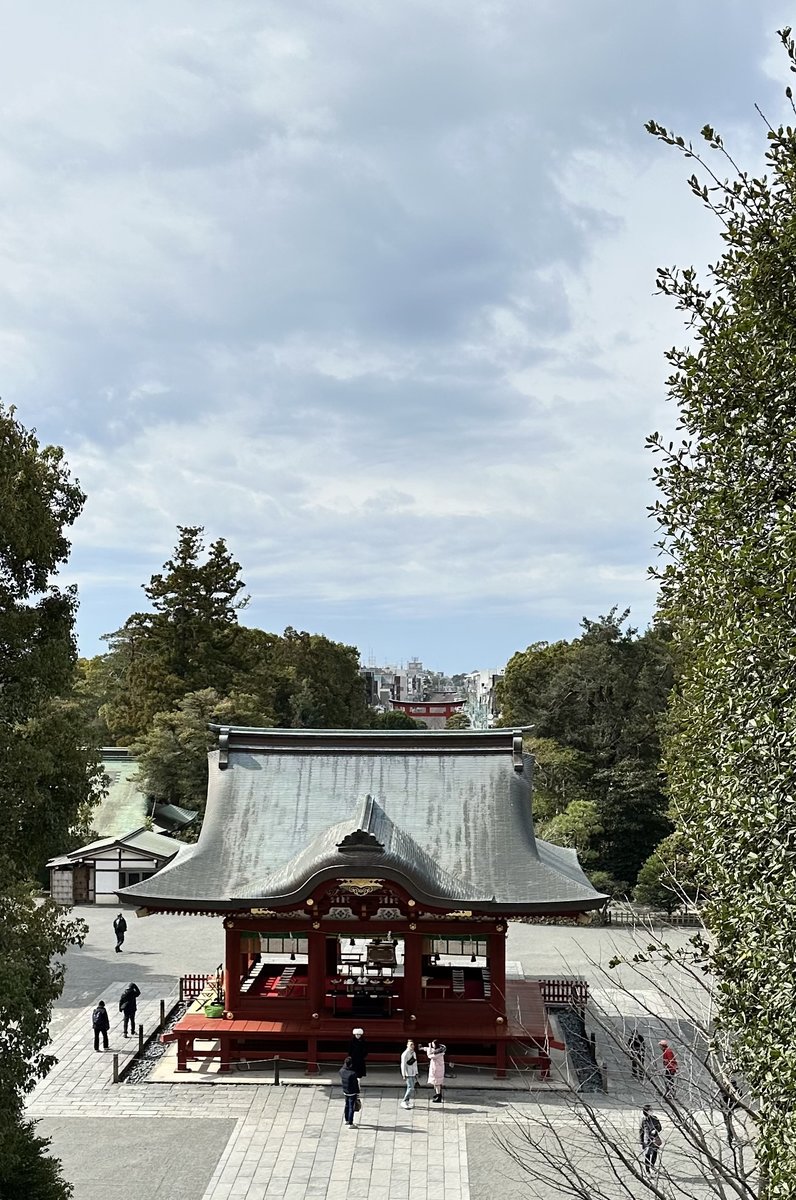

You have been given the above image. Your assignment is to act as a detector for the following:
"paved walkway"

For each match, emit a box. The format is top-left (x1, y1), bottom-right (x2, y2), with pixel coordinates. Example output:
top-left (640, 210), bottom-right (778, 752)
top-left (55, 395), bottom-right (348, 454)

top-left (27, 913), bottom-right (750, 1199)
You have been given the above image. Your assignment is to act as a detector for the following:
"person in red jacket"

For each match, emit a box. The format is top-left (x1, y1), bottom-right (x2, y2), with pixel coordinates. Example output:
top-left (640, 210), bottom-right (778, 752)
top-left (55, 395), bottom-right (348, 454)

top-left (659, 1040), bottom-right (678, 1096)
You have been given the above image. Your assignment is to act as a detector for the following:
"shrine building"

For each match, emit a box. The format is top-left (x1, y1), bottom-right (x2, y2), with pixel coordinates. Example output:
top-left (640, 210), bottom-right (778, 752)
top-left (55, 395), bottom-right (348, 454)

top-left (118, 727), bottom-right (606, 1076)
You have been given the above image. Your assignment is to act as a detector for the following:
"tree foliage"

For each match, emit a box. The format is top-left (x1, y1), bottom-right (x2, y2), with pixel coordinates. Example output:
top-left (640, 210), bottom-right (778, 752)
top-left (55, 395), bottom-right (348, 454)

top-left (500, 610), bottom-right (673, 885)
top-left (0, 403), bottom-right (97, 1198)
top-left (634, 832), bottom-right (701, 914)
top-left (371, 709), bottom-right (427, 729)
top-left (445, 711), bottom-right (471, 729)
top-left (499, 924), bottom-right (757, 1198)
top-left (99, 526), bottom-right (249, 741)
top-left (130, 688), bottom-right (273, 823)
top-left (646, 31), bottom-right (796, 1191)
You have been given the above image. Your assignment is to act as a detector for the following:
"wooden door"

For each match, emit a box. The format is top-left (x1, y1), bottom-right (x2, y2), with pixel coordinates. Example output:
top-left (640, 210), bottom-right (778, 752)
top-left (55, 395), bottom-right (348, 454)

top-left (72, 865), bottom-right (93, 903)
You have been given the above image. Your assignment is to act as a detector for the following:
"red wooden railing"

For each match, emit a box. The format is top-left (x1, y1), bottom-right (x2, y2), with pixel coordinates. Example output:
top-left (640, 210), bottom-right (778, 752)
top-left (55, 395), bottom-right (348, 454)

top-left (534, 976), bottom-right (589, 1009)
top-left (179, 973), bottom-right (216, 1002)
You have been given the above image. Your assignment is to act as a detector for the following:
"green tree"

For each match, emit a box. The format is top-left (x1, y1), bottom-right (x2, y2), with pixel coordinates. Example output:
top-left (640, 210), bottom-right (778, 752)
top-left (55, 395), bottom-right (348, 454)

top-left (238, 626), bottom-right (370, 729)
top-left (101, 526), bottom-right (248, 740)
top-left (371, 709), bottom-right (427, 729)
top-left (634, 833), bottom-right (700, 915)
top-left (646, 32), bottom-right (796, 1188)
top-left (0, 403), bottom-right (99, 1198)
top-left (526, 736), bottom-right (591, 823)
top-left (72, 656), bottom-right (115, 746)
top-left (131, 688), bottom-right (272, 826)
top-left (501, 612), bottom-right (673, 882)
top-left (445, 712), bottom-right (471, 729)
top-left (538, 799), bottom-right (602, 866)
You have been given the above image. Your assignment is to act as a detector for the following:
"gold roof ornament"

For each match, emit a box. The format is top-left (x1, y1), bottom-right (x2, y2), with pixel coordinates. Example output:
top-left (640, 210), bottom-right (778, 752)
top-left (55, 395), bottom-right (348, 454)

top-left (338, 878), bottom-right (384, 896)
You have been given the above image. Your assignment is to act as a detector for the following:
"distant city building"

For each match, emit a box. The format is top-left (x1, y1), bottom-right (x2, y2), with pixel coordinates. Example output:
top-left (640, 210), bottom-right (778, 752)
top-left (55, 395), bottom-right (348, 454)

top-left (360, 659), bottom-right (503, 728)
top-left (360, 658), bottom-right (430, 710)
top-left (463, 669), bottom-right (504, 728)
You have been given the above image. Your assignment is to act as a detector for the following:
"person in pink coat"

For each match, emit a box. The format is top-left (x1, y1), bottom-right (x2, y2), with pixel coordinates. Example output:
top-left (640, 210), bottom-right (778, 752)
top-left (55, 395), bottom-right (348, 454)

top-left (422, 1039), bottom-right (446, 1102)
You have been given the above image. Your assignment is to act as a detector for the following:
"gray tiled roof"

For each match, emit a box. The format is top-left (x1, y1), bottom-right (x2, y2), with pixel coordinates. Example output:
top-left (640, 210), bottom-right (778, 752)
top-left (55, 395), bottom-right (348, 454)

top-left (119, 728), bottom-right (606, 913)
top-left (92, 752), bottom-right (149, 838)
top-left (48, 828), bottom-right (178, 868)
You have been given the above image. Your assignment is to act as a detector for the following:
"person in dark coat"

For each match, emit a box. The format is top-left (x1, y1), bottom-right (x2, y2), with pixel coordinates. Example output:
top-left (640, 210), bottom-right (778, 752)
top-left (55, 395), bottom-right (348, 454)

top-left (639, 1104), bottom-right (662, 1174)
top-left (339, 1055), bottom-right (360, 1127)
top-left (348, 1027), bottom-right (368, 1079)
top-left (628, 1031), bottom-right (646, 1080)
top-left (92, 1000), bottom-right (110, 1051)
top-left (119, 982), bottom-right (141, 1037)
top-left (113, 912), bottom-right (127, 953)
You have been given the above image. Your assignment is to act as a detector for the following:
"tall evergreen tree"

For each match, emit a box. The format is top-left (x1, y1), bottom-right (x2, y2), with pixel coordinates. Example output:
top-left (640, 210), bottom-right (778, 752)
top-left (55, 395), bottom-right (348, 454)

top-left (646, 31), bottom-right (796, 1191)
top-left (500, 610), bottom-right (673, 885)
top-left (0, 403), bottom-right (100, 1199)
top-left (101, 526), bottom-right (249, 740)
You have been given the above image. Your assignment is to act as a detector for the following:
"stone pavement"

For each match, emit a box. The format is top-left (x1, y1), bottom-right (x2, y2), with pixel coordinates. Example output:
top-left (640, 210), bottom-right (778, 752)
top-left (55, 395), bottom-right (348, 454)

top-left (27, 911), bottom-right (750, 1199)
top-left (29, 995), bottom-right (743, 1200)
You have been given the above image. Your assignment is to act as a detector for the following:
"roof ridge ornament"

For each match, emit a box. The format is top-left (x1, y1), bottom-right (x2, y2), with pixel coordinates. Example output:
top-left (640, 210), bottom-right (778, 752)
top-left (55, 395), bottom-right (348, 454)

top-left (337, 827), bottom-right (385, 853)
top-left (336, 795), bottom-right (385, 852)
top-left (218, 726), bottom-right (230, 770)
top-left (512, 734), bottom-right (524, 772)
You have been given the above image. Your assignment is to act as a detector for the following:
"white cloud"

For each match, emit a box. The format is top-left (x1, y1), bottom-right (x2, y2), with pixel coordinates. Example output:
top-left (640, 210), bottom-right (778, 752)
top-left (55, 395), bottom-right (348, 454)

top-left (0, 0), bottom-right (789, 668)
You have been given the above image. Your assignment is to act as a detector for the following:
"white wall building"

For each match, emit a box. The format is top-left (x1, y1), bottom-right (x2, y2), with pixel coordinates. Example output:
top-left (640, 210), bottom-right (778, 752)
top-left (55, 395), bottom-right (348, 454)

top-left (47, 829), bottom-right (178, 905)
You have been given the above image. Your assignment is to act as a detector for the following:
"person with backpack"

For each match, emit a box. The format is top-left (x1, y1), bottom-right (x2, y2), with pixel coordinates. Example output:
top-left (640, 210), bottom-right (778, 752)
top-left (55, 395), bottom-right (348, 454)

top-left (119, 982), bottom-right (141, 1037)
top-left (400, 1039), bottom-right (418, 1109)
top-left (92, 1000), bottom-right (110, 1051)
top-left (339, 1055), bottom-right (360, 1127)
top-left (639, 1104), bottom-right (662, 1174)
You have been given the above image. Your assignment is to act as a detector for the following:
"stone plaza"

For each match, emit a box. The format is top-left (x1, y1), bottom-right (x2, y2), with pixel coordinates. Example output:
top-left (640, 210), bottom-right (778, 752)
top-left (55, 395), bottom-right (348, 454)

top-left (26, 906), bottom-right (747, 1200)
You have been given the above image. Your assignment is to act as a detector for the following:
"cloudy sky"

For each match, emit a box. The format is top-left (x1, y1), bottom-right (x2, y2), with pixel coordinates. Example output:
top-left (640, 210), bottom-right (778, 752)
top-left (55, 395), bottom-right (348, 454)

top-left (1, 1), bottom-right (790, 672)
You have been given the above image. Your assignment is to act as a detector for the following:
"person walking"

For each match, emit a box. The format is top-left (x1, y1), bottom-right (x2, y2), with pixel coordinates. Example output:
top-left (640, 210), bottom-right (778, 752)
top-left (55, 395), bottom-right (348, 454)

top-left (400, 1039), bottom-right (418, 1109)
top-left (422, 1039), bottom-right (446, 1103)
top-left (659, 1040), bottom-right (678, 1097)
top-left (113, 912), bottom-right (127, 953)
top-left (92, 1000), bottom-right (110, 1051)
top-left (628, 1031), bottom-right (646, 1080)
top-left (349, 1027), bottom-right (368, 1081)
top-left (119, 982), bottom-right (141, 1037)
top-left (339, 1055), bottom-right (360, 1127)
top-left (639, 1104), bottom-right (662, 1174)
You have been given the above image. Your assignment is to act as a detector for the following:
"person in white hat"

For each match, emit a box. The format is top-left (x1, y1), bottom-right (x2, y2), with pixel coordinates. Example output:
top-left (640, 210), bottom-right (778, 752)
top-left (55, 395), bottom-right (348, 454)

top-left (349, 1028), bottom-right (368, 1080)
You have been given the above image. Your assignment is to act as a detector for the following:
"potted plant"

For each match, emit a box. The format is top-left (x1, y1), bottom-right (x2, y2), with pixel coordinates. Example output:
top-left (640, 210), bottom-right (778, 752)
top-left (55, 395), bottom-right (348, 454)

top-left (204, 970), bottom-right (225, 1019)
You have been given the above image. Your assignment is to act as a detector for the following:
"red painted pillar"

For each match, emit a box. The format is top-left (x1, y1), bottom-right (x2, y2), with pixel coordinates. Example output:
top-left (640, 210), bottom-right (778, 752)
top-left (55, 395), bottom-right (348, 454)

top-left (489, 926), bottom-right (507, 1014)
top-left (490, 925), bottom-right (508, 1078)
top-left (307, 931), bottom-right (326, 1015)
top-left (402, 930), bottom-right (422, 1023)
top-left (176, 1035), bottom-right (190, 1072)
top-left (306, 931), bottom-right (326, 1075)
top-left (223, 923), bottom-right (241, 1014)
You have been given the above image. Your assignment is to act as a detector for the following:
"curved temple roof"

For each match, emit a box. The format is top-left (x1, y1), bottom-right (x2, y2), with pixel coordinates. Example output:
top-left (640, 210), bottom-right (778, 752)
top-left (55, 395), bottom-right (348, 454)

top-left (118, 727), bottom-right (607, 913)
